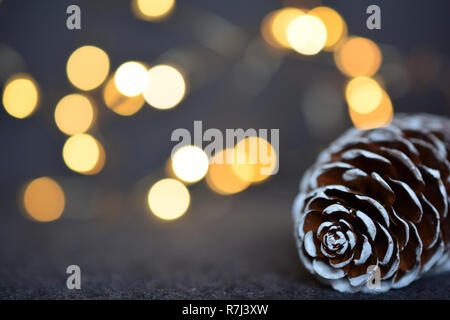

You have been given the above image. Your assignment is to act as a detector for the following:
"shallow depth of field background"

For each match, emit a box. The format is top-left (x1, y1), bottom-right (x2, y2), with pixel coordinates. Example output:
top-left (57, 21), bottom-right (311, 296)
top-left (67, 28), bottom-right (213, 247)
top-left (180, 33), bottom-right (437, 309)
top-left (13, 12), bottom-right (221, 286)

top-left (0, 0), bottom-right (449, 298)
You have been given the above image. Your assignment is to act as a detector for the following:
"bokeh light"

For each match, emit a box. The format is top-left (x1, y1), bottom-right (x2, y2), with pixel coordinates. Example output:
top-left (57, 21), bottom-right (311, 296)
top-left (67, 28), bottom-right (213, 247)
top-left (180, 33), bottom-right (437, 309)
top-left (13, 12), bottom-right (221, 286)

top-left (132, 0), bottom-right (175, 22)
top-left (55, 94), bottom-right (95, 135)
top-left (345, 77), bottom-right (383, 114)
top-left (334, 37), bottom-right (382, 77)
top-left (206, 149), bottom-right (250, 195)
top-left (23, 177), bottom-right (65, 222)
top-left (66, 45), bottom-right (110, 91)
top-left (147, 178), bottom-right (190, 221)
top-left (349, 89), bottom-right (393, 130)
top-left (261, 7), bottom-right (305, 49)
top-left (114, 61), bottom-right (149, 97)
top-left (2, 74), bottom-right (39, 119)
top-left (309, 6), bottom-right (347, 51)
top-left (63, 134), bottom-right (105, 175)
top-left (85, 140), bottom-right (106, 175)
top-left (286, 14), bottom-right (327, 55)
top-left (171, 145), bottom-right (209, 183)
top-left (232, 136), bottom-right (278, 184)
top-left (143, 64), bottom-right (186, 110)
top-left (103, 76), bottom-right (145, 116)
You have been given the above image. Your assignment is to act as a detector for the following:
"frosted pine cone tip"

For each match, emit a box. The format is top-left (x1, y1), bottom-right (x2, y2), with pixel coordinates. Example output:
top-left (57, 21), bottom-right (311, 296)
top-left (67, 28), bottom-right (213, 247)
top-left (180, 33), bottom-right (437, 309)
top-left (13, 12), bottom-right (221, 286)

top-left (293, 113), bottom-right (450, 293)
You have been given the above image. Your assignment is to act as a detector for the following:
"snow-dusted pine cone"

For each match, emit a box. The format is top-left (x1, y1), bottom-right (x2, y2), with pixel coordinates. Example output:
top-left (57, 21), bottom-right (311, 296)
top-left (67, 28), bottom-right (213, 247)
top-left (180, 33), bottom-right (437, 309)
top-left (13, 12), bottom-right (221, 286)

top-left (293, 113), bottom-right (450, 293)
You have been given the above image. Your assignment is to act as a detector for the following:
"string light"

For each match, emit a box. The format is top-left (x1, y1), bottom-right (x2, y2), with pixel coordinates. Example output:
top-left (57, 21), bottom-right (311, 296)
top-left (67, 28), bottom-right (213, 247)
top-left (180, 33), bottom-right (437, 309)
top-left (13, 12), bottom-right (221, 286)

top-left (349, 89), bottom-right (393, 129)
top-left (85, 140), bottom-right (106, 175)
top-left (232, 137), bottom-right (278, 183)
top-left (309, 6), bottom-right (347, 51)
top-left (10, 4), bottom-right (397, 225)
top-left (23, 177), bottom-right (65, 222)
top-left (171, 145), bottom-right (209, 183)
top-left (103, 76), bottom-right (145, 116)
top-left (114, 61), bottom-right (149, 97)
top-left (334, 37), bottom-right (382, 77)
top-left (132, 0), bottom-right (175, 22)
top-left (147, 178), bottom-right (190, 221)
top-left (66, 45), bottom-right (110, 91)
top-left (261, 8), bottom-right (305, 49)
top-left (143, 64), bottom-right (186, 110)
top-left (286, 14), bottom-right (327, 55)
top-left (206, 149), bottom-right (250, 195)
top-left (62, 134), bottom-right (105, 175)
top-left (2, 74), bottom-right (39, 119)
top-left (345, 77), bottom-right (383, 114)
top-left (54, 94), bottom-right (95, 135)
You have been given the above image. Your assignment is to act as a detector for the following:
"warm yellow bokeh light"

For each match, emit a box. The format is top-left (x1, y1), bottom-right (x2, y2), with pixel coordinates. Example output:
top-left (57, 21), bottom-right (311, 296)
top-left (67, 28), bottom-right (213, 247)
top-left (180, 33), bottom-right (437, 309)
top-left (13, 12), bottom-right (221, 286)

top-left (346, 77), bottom-right (383, 114)
top-left (66, 45), bottom-right (110, 91)
top-left (147, 178), bottom-right (190, 221)
top-left (2, 74), bottom-right (39, 119)
top-left (287, 14), bottom-right (327, 55)
top-left (103, 76), bottom-right (145, 116)
top-left (54, 94), bottom-right (95, 135)
top-left (232, 137), bottom-right (278, 183)
top-left (85, 139), bottom-right (106, 175)
top-left (114, 61), bottom-right (149, 97)
top-left (349, 89), bottom-right (393, 130)
top-left (206, 149), bottom-right (250, 195)
top-left (23, 177), bottom-right (65, 222)
top-left (143, 64), bottom-right (186, 110)
top-left (171, 145), bottom-right (209, 183)
top-left (63, 134), bottom-right (104, 175)
top-left (260, 11), bottom-right (281, 49)
top-left (261, 7), bottom-right (305, 49)
top-left (132, 0), bottom-right (175, 21)
top-left (309, 6), bottom-right (347, 51)
top-left (334, 37), bottom-right (382, 77)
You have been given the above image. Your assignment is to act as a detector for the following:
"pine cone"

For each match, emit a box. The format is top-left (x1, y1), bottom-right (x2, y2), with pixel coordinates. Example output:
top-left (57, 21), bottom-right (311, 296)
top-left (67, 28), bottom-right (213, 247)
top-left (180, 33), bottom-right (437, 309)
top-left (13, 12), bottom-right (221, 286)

top-left (293, 113), bottom-right (450, 293)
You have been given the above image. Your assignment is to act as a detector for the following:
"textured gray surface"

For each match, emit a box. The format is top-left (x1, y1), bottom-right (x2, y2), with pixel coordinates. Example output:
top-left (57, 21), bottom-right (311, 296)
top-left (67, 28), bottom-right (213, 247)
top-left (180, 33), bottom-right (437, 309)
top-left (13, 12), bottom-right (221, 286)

top-left (0, 185), bottom-right (449, 300)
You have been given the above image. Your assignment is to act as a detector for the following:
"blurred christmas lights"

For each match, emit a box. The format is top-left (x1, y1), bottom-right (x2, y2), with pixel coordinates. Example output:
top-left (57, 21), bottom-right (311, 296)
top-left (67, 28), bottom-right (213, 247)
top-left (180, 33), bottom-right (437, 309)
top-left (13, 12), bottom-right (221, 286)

top-left (309, 7), bottom-right (347, 51)
top-left (334, 37), bottom-right (382, 77)
top-left (132, 0), bottom-right (175, 22)
top-left (143, 64), bottom-right (186, 110)
top-left (287, 14), bottom-right (327, 55)
top-left (349, 89), bottom-right (393, 129)
top-left (55, 94), bottom-right (95, 135)
top-left (2, 2), bottom-right (411, 226)
top-left (206, 149), bottom-right (251, 195)
top-left (231, 137), bottom-right (278, 184)
top-left (345, 77), bottom-right (383, 114)
top-left (66, 45), bottom-right (110, 91)
top-left (2, 73), bottom-right (39, 119)
top-left (103, 76), bottom-right (145, 116)
top-left (171, 145), bottom-right (209, 184)
top-left (147, 178), bottom-right (190, 221)
top-left (261, 7), bottom-right (305, 49)
top-left (23, 177), bottom-right (65, 222)
top-left (62, 134), bottom-right (105, 175)
top-left (114, 61), bottom-right (149, 97)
